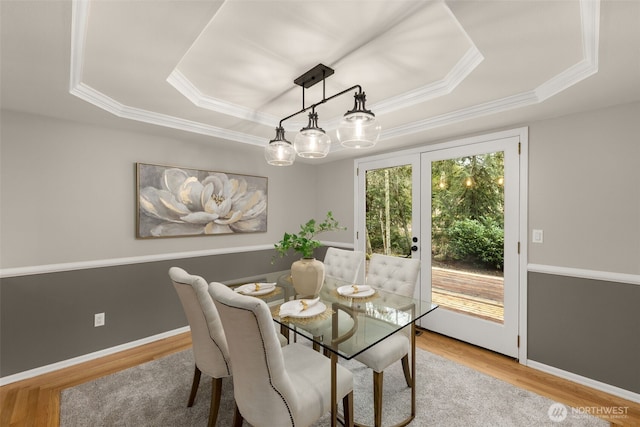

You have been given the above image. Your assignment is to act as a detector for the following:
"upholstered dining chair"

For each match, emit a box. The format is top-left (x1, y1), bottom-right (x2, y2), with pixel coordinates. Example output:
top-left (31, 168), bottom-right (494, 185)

top-left (323, 247), bottom-right (365, 283)
top-left (303, 247), bottom-right (365, 353)
top-left (208, 280), bottom-right (355, 427)
top-left (354, 254), bottom-right (421, 427)
top-left (169, 267), bottom-right (232, 427)
top-left (170, 267), bottom-right (288, 426)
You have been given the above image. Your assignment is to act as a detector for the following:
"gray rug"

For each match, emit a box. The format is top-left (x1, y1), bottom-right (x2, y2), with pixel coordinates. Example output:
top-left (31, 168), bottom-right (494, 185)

top-left (61, 345), bottom-right (606, 426)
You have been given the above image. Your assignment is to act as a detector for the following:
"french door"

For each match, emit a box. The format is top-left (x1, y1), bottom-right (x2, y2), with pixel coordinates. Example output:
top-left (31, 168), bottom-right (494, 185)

top-left (356, 154), bottom-right (421, 297)
top-left (420, 137), bottom-right (520, 358)
top-left (356, 134), bottom-right (524, 359)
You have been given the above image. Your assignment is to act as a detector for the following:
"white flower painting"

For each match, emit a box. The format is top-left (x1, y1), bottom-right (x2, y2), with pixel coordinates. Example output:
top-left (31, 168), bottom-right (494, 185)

top-left (136, 163), bottom-right (267, 238)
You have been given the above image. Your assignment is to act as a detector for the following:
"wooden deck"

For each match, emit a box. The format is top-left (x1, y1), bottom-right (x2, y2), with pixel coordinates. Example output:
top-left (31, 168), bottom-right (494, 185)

top-left (431, 267), bottom-right (504, 323)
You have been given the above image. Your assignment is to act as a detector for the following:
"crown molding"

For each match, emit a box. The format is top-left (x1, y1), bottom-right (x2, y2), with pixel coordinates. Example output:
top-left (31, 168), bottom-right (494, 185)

top-left (372, 46), bottom-right (484, 116)
top-left (69, 83), bottom-right (264, 146)
top-left (167, 69), bottom-right (278, 127)
top-left (383, 0), bottom-right (599, 139)
top-left (69, 0), bottom-right (599, 149)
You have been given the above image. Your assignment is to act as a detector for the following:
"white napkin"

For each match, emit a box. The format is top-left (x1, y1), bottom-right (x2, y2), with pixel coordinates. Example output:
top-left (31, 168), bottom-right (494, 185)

top-left (278, 297), bottom-right (320, 317)
top-left (235, 282), bottom-right (276, 294)
top-left (339, 284), bottom-right (372, 296)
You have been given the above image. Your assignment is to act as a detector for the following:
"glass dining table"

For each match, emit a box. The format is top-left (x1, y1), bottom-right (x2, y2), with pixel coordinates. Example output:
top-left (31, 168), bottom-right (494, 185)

top-left (243, 272), bottom-right (439, 427)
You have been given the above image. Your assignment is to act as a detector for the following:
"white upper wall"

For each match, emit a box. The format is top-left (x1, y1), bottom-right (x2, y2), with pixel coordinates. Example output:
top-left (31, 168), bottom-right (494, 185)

top-left (315, 101), bottom-right (640, 276)
top-left (527, 101), bottom-right (640, 274)
top-left (0, 111), bottom-right (347, 269)
top-left (3, 102), bottom-right (639, 276)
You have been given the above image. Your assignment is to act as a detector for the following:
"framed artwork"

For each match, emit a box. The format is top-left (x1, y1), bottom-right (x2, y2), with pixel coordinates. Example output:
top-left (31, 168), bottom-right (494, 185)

top-left (136, 163), bottom-right (267, 238)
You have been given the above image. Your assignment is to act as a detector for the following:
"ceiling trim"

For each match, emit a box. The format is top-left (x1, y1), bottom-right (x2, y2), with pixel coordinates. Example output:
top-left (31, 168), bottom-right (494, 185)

top-left (167, 69), bottom-right (279, 127)
top-left (372, 46), bottom-right (484, 116)
top-left (69, 82), bottom-right (265, 145)
top-left (168, 45), bottom-right (484, 123)
top-left (68, 0), bottom-right (599, 150)
top-left (383, 0), bottom-right (599, 140)
top-left (68, 0), bottom-right (263, 146)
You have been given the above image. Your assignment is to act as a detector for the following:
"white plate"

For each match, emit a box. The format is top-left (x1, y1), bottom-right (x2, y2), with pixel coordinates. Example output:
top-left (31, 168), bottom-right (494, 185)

top-left (279, 300), bottom-right (327, 318)
top-left (337, 285), bottom-right (375, 298)
top-left (235, 283), bottom-right (276, 296)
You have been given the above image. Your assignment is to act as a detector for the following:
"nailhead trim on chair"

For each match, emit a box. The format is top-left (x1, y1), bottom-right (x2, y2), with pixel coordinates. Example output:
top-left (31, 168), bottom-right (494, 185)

top-left (217, 300), bottom-right (295, 427)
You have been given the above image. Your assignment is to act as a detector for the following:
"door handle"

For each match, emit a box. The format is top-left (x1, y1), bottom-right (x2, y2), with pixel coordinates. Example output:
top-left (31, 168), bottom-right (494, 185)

top-left (411, 245), bottom-right (418, 252)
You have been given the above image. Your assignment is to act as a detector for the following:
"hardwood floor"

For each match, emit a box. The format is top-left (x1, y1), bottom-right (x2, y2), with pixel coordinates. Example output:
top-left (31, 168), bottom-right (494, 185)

top-left (1, 330), bottom-right (638, 426)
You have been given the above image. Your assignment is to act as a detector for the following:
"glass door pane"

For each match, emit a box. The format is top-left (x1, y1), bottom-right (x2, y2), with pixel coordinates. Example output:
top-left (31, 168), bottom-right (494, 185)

top-left (431, 152), bottom-right (505, 323)
top-left (365, 165), bottom-right (413, 258)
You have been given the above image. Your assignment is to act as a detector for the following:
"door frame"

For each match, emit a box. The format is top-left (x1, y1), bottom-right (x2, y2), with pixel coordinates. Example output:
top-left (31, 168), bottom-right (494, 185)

top-left (354, 127), bottom-right (529, 363)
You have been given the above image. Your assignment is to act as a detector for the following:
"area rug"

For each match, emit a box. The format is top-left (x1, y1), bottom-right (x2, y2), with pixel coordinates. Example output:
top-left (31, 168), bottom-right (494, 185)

top-left (61, 346), bottom-right (606, 426)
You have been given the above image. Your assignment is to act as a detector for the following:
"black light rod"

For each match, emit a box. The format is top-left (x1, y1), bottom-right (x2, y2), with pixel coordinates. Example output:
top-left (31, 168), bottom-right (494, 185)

top-left (278, 84), bottom-right (363, 128)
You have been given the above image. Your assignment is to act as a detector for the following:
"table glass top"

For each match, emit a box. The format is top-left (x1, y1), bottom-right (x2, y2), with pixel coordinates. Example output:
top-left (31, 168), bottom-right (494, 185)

top-left (268, 274), bottom-right (438, 360)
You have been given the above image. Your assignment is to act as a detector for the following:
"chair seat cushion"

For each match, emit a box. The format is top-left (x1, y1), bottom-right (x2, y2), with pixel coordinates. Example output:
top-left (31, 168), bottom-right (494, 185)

top-left (301, 310), bottom-right (355, 341)
top-left (282, 343), bottom-right (353, 426)
top-left (354, 334), bottom-right (409, 373)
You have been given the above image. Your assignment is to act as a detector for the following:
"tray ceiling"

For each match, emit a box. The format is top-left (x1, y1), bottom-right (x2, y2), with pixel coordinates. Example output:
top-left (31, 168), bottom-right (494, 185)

top-left (2, 0), bottom-right (639, 161)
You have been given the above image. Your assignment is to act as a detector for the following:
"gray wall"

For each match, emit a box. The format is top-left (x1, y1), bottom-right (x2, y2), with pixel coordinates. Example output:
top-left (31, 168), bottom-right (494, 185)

top-left (528, 272), bottom-right (639, 394)
top-left (0, 110), bottom-right (349, 376)
top-left (1, 249), bottom-right (295, 376)
top-left (315, 102), bottom-right (639, 394)
top-left (2, 102), bottom-right (639, 395)
top-left (523, 102), bottom-right (640, 394)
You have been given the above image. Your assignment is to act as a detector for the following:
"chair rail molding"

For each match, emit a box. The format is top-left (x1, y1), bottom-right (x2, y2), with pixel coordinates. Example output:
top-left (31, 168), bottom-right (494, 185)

top-left (0, 244), bottom-right (276, 278)
top-left (527, 264), bottom-right (640, 286)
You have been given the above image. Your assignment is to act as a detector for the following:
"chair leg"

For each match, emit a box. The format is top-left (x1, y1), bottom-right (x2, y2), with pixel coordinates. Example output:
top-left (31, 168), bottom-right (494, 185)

top-left (343, 391), bottom-right (354, 427)
top-left (232, 402), bottom-right (244, 427)
top-left (401, 355), bottom-right (412, 388)
top-left (373, 371), bottom-right (383, 427)
top-left (208, 377), bottom-right (223, 427)
top-left (187, 366), bottom-right (202, 407)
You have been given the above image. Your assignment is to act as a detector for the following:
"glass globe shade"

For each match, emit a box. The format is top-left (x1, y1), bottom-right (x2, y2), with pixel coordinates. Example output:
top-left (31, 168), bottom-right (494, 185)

top-left (294, 129), bottom-right (331, 158)
top-left (265, 139), bottom-right (296, 166)
top-left (337, 112), bottom-right (381, 148)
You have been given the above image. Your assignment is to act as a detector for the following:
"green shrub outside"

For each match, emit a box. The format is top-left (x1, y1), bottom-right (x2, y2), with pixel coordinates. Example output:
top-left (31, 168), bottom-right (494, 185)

top-left (445, 217), bottom-right (504, 270)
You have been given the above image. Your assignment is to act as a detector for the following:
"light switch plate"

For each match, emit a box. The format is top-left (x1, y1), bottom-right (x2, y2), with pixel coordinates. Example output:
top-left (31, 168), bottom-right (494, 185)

top-left (532, 229), bottom-right (544, 243)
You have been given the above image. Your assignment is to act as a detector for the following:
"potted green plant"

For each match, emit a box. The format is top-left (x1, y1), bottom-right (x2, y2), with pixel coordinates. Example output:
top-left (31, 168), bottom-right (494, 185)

top-left (274, 211), bottom-right (345, 259)
top-left (274, 211), bottom-right (345, 297)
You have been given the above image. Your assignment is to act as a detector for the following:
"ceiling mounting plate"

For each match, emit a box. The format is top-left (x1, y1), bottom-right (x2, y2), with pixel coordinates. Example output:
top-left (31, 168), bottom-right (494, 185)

top-left (293, 64), bottom-right (335, 88)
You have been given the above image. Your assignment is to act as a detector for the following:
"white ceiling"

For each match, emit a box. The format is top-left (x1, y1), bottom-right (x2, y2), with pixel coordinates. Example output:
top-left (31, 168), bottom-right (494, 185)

top-left (2, 0), bottom-right (639, 163)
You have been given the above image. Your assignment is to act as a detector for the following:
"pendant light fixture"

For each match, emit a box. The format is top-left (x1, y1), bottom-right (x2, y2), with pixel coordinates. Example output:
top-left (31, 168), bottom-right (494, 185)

top-left (337, 92), bottom-right (381, 148)
top-left (264, 126), bottom-right (296, 166)
top-left (294, 110), bottom-right (331, 158)
top-left (265, 64), bottom-right (380, 165)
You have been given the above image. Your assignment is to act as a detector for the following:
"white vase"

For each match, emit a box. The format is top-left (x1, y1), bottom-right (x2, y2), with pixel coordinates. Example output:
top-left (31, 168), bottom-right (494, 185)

top-left (291, 258), bottom-right (325, 298)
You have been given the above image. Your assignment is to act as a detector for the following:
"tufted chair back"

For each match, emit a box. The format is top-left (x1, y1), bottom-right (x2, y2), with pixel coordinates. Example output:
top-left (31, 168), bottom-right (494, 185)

top-left (209, 281), bottom-right (354, 427)
top-left (209, 281), bottom-right (299, 426)
top-left (366, 254), bottom-right (421, 298)
top-left (169, 267), bottom-right (231, 379)
top-left (355, 255), bottom-right (421, 426)
top-left (323, 247), bottom-right (365, 284)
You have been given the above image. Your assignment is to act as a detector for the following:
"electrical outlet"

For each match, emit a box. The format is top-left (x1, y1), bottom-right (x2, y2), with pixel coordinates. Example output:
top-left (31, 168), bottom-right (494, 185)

top-left (94, 312), bottom-right (105, 327)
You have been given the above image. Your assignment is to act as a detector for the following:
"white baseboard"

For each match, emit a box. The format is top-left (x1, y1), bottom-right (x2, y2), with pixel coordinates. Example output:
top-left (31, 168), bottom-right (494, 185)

top-left (527, 359), bottom-right (640, 404)
top-left (0, 326), bottom-right (190, 386)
